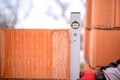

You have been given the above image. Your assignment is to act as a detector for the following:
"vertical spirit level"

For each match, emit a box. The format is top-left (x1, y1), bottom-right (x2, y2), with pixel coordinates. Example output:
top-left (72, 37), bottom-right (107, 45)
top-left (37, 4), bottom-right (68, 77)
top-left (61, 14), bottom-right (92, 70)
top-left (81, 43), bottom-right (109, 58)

top-left (70, 12), bottom-right (81, 80)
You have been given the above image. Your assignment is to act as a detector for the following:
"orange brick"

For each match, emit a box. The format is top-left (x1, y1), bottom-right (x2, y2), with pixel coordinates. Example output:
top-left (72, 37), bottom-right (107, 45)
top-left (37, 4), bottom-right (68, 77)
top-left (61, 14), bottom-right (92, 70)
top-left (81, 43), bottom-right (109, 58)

top-left (89, 29), bottom-right (120, 68)
top-left (85, 0), bottom-right (92, 28)
top-left (91, 0), bottom-right (115, 27)
top-left (0, 29), bottom-right (70, 80)
top-left (83, 29), bottom-right (90, 61)
top-left (115, 0), bottom-right (120, 27)
top-left (0, 29), bottom-right (4, 77)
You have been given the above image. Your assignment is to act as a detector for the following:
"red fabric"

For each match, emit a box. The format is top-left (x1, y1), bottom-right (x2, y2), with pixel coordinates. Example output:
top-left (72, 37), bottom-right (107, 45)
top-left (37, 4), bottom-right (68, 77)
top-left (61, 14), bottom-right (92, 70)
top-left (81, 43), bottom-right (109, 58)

top-left (78, 70), bottom-right (96, 80)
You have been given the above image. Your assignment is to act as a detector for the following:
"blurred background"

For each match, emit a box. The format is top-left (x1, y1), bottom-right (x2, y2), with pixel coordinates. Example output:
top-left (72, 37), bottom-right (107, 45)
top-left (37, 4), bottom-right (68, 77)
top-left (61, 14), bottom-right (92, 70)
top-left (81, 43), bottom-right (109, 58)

top-left (0, 0), bottom-right (86, 69)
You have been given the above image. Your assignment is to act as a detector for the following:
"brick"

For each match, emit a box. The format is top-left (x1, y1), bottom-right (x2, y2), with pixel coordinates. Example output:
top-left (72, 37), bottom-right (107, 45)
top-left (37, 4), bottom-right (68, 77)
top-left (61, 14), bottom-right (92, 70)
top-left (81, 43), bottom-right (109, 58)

top-left (0, 29), bottom-right (70, 80)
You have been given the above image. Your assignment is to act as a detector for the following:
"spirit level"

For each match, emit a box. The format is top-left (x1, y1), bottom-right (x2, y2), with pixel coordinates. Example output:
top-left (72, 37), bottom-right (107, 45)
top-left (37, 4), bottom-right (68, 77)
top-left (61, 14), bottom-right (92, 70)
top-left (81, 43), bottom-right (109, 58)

top-left (70, 12), bottom-right (81, 80)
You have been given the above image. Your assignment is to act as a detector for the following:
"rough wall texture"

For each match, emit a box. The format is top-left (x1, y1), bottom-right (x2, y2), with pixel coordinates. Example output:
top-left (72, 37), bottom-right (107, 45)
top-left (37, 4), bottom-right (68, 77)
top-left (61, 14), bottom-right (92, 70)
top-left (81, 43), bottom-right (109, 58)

top-left (0, 29), bottom-right (70, 80)
top-left (84, 0), bottom-right (120, 69)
